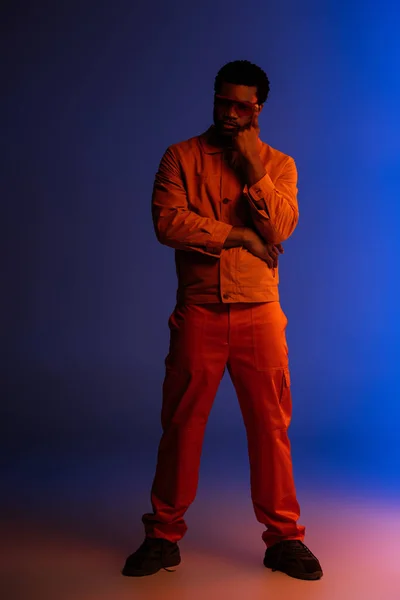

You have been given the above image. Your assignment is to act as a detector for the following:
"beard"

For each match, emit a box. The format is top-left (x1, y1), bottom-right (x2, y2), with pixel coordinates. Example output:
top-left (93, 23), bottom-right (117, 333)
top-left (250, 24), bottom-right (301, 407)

top-left (214, 120), bottom-right (240, 137)
top-left (212, 109), bottom-right (245, 141)
top-left (211, 112), bottom-right (247, 181)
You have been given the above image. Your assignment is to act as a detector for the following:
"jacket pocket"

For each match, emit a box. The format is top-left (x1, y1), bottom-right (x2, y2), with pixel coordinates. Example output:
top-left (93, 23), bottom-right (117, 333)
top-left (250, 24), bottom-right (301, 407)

top-left (238, 249), bottom-right (280, 286)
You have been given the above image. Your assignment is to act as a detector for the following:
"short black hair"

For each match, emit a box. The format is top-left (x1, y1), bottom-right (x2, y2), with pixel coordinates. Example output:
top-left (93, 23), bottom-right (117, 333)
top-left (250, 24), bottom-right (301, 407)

top-left (214, 60), bottom-right (270, 104)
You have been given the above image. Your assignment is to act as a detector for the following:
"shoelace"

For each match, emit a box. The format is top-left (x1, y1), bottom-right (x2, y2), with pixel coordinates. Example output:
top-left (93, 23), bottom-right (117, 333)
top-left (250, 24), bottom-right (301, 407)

top-left (271, 540), bottom-right (317, 572)
top-left (160, 540), bottom-right (177, 573)
top-left (137, 539), bottom-right (177, 573)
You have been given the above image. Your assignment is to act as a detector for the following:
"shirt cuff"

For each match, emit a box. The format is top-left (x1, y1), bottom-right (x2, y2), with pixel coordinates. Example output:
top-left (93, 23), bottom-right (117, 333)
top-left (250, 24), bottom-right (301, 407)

top-left (243, 172), bottom-right (275, 202)
top-left (204, 222), bottom-right (233, 256)
top-left (243, 173), bottom-right (275, 217)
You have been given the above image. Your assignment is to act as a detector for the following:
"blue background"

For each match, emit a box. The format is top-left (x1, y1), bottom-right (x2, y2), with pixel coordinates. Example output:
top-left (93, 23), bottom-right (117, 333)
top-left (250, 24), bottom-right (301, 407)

top-left (3, 0), bottom-right (400, 524)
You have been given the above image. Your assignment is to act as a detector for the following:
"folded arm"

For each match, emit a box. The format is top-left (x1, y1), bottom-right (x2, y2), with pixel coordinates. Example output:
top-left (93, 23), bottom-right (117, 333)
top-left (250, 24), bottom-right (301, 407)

top-left (152, 147), bottom-right (233, 257)
top-left (242, 155), bottom-right (299, 245)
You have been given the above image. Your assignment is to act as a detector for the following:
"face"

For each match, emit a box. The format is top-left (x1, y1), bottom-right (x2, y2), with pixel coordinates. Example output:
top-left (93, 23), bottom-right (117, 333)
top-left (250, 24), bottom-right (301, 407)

top-left (213, 82), bottom-right (262, 138)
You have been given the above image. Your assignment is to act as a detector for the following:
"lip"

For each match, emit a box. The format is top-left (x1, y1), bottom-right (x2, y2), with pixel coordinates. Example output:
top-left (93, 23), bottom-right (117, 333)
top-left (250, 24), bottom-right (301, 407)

top-left (221, 123), bottom-right (238, 129)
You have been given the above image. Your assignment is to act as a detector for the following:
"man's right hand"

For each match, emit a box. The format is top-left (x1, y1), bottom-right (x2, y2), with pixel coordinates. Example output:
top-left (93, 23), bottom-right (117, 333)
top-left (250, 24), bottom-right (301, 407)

top-left (244, 229), bottom-right (284, 268)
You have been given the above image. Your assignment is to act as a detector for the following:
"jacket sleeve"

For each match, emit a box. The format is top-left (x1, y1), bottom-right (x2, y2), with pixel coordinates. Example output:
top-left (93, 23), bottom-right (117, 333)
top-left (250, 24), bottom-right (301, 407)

top-left (152, 147), bottom-right (233, 256)
top-left (243, 156), bottom-right (299, 244)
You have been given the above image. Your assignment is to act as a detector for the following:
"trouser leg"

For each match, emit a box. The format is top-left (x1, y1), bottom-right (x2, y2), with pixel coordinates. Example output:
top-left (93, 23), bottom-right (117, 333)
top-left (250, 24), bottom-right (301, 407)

top-left (142, 303), bottom-right (229, 542)
top-left (227, 302), bottom-right (305, 547)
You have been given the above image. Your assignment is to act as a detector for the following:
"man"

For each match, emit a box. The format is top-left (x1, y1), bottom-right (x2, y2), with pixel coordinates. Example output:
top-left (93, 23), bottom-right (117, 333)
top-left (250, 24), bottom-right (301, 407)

top-left (122, 60), bottom-right (323, 581)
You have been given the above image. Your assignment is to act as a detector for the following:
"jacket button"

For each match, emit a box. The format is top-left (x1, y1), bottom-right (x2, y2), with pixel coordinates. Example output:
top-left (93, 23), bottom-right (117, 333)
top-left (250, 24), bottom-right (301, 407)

top-left (223, 293), bottom-right (230, 299)
top-left (222, 198), bottom-right (230, 204)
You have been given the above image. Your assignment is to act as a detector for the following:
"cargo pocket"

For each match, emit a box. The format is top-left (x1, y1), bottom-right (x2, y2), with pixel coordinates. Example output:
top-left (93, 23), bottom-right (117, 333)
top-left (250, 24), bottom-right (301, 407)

top-left (279, 368), bottom-right (292, 429)
top-left (282, 368), bottom-right (290, 394)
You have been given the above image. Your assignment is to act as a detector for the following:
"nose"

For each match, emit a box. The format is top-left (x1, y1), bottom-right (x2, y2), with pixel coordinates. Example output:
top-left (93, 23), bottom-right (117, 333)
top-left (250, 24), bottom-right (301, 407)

top-left (225, 104), bottom-right (238, 119)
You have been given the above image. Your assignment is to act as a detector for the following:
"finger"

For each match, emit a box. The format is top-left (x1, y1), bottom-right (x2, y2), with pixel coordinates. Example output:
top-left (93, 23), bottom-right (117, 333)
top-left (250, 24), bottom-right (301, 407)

top-left (276, 243), bottom-right (284, 254)
top-left (252, 106), bottom-right (259, 129)
top-left (269, 250), bottom-right (278, 261)
top-left (268, 246), bottom-right (278, 258)
top-left (264, 255), bottom-right (274, 268)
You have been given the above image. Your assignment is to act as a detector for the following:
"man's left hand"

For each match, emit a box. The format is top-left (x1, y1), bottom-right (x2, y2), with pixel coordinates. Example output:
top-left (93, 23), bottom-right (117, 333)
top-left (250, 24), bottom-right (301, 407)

top-left (233, 106), bottom-right (260, 160)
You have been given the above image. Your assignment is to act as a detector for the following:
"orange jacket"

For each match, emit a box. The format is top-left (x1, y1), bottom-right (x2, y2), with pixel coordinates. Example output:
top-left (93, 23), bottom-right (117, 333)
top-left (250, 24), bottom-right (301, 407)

top-left (152, 126), bottom-right (299, 304)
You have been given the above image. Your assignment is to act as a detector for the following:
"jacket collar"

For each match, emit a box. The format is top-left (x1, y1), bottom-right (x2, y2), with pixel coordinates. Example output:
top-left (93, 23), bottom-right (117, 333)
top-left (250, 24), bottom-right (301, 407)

top-left (199, 125), bottom-right (263, 154)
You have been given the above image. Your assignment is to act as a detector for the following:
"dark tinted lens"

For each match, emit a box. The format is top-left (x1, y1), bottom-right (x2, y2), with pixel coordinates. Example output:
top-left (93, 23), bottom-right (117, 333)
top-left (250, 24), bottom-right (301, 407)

top-left (215, 96), bottom-right (230, 109)
top-left (236, 102), bottom-right (253, 117)
top-left (215, 96), bottom-right (253, 117)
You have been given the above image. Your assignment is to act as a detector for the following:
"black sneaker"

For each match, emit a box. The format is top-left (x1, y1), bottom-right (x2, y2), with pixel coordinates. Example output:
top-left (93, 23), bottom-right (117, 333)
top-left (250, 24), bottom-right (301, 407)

top-left (122, 537), bottom-right (181, 577)
top-left (263, 540), bottom-right (323, 580)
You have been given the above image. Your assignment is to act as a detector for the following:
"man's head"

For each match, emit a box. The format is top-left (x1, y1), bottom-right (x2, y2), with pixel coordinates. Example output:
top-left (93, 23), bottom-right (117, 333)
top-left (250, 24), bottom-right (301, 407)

top-left (213, 60), bottom-right (270, 138)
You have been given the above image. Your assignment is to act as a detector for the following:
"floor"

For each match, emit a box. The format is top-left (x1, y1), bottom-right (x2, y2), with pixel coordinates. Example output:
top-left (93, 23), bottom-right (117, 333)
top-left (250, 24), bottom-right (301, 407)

top-left (1, 470), bottom-right (399, 600)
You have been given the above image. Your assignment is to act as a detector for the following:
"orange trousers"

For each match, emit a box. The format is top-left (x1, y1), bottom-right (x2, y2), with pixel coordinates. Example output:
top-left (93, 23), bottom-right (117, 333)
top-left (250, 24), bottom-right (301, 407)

top-left (142, 301), bottom-right (306, 547)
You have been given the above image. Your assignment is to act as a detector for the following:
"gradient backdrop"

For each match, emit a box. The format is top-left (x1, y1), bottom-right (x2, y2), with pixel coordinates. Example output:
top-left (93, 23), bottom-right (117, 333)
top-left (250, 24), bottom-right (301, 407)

top-left (2, 0), bottom-right (400, 595)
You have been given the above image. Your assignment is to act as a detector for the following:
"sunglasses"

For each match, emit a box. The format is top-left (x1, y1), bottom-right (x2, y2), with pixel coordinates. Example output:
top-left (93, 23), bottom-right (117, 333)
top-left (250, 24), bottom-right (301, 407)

top-left (214, 94), bottom-right (258, 117)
